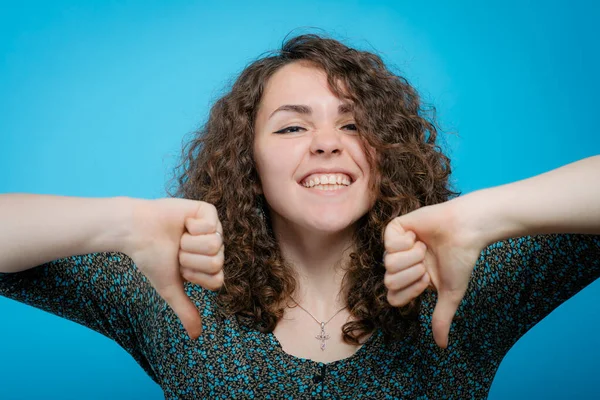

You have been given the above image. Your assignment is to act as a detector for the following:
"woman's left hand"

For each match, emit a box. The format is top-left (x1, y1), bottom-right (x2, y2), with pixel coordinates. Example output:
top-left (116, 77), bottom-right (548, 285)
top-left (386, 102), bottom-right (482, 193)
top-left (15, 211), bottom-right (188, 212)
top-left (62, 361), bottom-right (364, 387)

top-left (383, 197), bottom-right (488, 348)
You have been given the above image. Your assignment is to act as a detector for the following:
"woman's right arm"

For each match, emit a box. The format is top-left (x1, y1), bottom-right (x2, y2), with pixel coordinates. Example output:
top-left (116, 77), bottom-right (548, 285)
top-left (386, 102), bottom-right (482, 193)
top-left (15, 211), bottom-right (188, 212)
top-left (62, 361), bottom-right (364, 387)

top-left (0, 194), bottom-right (165, 381)
top-left (0, 193), bottom-right (226, 384)
top-left (0, 193), bottom-right (224, 340)
top-left (0, 193), bottom-right (134, 273)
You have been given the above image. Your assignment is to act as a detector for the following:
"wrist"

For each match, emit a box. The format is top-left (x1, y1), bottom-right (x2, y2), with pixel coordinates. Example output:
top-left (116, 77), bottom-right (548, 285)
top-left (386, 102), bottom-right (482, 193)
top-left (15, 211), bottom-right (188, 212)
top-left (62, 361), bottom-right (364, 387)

top-left (101, 196), bottom-right (138, 255)
top-left (455, 187), bottom-right (526, 247)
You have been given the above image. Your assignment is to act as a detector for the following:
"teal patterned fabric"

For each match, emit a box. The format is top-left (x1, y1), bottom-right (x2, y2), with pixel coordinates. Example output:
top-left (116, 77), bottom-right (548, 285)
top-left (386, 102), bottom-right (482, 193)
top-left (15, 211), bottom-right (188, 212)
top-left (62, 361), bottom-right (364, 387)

top-left (1, 234), bottom-right (599, 399)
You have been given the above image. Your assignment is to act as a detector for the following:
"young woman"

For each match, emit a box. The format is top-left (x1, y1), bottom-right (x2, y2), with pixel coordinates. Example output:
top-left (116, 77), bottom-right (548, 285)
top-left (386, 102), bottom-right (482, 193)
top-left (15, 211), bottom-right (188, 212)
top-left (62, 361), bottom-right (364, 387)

top-left (1, 34), bottom-right (599, 399)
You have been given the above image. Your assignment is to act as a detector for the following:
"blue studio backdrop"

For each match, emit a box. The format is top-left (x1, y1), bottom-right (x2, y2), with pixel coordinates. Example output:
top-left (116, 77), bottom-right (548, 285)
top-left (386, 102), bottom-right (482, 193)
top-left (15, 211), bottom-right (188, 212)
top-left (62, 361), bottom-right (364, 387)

top-left (1, 1), bottom-right (599, 399)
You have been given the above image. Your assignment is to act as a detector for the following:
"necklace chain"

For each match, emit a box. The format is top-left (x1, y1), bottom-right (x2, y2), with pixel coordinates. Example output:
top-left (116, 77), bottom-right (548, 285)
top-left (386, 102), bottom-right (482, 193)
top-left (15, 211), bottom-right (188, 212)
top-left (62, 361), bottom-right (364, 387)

top-left (289, 296), bottom-right (346, 325)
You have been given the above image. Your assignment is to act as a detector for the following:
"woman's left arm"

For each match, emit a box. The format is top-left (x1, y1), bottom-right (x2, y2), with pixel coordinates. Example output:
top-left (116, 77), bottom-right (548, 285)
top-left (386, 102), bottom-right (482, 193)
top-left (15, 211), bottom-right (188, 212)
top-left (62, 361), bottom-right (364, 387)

top-left (467, 155), bottom-right (600, 245)
top-left (385, 155), bottom-right (600, 348)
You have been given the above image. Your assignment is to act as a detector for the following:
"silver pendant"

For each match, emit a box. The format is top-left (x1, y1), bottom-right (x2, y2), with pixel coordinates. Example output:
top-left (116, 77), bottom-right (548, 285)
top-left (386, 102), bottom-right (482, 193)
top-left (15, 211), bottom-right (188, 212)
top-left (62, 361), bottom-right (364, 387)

top-left (315, 322), bottom-right (330, 351)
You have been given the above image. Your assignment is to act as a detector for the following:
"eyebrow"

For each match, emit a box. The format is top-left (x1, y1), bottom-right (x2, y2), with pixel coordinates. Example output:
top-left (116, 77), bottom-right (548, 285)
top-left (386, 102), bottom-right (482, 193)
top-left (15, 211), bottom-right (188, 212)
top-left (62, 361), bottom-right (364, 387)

top-left (268, 103), bottom-right (354, 120)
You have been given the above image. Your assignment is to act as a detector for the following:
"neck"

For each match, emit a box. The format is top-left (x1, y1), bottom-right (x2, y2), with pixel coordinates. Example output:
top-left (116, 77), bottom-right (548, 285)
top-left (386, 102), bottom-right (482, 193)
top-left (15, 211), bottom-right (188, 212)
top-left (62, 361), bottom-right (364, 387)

top-left (272, 217), bottom-right (354, 319)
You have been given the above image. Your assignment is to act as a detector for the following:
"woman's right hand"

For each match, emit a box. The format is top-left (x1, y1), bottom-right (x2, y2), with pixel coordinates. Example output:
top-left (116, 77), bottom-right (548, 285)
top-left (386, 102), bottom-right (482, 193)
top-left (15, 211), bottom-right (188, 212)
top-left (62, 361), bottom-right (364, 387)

top-left (123, 198), bottom-right (224, 340)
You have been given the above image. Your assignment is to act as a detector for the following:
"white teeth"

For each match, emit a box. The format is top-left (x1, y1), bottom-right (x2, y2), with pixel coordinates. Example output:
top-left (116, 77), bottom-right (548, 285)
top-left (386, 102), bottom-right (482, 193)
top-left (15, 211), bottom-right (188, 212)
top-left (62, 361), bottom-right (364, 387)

top-left (313, 184), bottom-right (345, 191)
top-left (301, 173), bottom-right (352, 188)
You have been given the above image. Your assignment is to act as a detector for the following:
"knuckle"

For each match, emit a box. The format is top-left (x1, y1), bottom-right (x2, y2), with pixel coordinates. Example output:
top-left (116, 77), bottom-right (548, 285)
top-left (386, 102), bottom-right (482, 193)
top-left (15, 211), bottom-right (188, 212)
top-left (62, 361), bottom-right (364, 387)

top-left (383, 273), bottom-right (393, 289)
top-left (208, 237), bottom-right (222, 254)
top-left (421, 273), bottom-right (431, 287)
top-left (180, 233), bottom-right (193, 250)
top-left (207, 256), bottom-right (223, 274)
top-left (391, 236), bottom-right (404, 250)
top-left (205, 221), bottom-right (218, 235)
top-left (179, 251), bottom-right (189, 268)
top-left (206, 271), bottom-right (224, 291)
top-left (213, 271), bottom-right (224, 287)
top-left (184, 217), bottom-right (195, 231)
top-left (388, 292), bottom-right (405, 308)
top-left (180, 231), bottom-right (190, 243)
top-left (413, 263), bottom-right (425, 276)
top-left (203, 281), bottom-right (216, 291)
top-left (387, 277), bottom-right (402, 291)
top-left (397, 297), bottom-right (408, 307)
top-left (418, 242), bottom-right (427, 257)
top-left (386, 292), bottom-right (396, 306)
top-left (201, 200), bottom-right (217, 213)
top-left (390, 296), bottom-right (406, 307)
top-left (180, 268), bottom-right (194, 282)
top-left (412, 281), bottom-right (426, 297)
top-left (385, 254), bottom-right (404, 274)
top-left (207, 202), bottom-right (218, 213)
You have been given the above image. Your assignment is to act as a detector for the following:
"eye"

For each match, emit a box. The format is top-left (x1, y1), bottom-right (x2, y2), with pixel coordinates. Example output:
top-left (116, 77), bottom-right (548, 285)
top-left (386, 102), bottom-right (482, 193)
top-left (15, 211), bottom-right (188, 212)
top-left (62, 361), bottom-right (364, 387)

top-left (274, 126), bottom-right (306, 134)
top-left (273, 124), bottom-right (358, 134)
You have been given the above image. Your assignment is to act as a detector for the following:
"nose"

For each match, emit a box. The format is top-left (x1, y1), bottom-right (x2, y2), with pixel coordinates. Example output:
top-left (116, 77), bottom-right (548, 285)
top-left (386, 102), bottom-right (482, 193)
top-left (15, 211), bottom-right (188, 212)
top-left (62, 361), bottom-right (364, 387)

top-left (309, 127), bottom-right (344, 155)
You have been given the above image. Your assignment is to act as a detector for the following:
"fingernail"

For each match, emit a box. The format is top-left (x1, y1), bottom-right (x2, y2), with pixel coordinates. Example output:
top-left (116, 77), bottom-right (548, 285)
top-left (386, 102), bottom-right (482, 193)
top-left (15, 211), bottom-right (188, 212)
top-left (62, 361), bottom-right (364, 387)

top-left (188, 328), bottom-right (202, 340)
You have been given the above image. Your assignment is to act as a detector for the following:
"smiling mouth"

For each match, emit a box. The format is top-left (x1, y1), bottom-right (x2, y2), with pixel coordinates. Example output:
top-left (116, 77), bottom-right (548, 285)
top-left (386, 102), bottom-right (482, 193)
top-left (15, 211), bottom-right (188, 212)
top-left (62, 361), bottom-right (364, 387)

top-left (298, 179), bottom-right (354, 192)
top-left (302, 184), bottom-right (350, 191)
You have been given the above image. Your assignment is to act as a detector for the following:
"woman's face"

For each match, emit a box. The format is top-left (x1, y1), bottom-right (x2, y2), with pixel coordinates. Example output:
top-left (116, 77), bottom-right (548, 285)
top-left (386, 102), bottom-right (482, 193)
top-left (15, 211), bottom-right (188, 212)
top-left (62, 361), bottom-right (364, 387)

top-left (253, 61), bottom-right (375, 235)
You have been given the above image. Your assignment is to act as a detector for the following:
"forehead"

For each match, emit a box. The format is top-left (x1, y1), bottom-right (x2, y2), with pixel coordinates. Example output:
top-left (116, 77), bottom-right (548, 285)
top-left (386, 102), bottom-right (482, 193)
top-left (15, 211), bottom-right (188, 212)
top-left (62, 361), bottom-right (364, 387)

top-left (259, 62), bottom-right (337, 110)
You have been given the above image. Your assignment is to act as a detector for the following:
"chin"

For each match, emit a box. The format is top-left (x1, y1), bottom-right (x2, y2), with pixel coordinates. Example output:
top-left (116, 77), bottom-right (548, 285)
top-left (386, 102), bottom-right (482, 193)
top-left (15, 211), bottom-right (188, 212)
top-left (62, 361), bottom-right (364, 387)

top-left (302, 217), bottom-right (358, 234)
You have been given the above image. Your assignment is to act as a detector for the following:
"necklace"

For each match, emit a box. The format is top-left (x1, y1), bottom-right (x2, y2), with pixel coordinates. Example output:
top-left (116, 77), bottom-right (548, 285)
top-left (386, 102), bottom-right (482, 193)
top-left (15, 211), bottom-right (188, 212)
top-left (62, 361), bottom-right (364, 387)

top-left (289, 296), bottom-right (346, 351)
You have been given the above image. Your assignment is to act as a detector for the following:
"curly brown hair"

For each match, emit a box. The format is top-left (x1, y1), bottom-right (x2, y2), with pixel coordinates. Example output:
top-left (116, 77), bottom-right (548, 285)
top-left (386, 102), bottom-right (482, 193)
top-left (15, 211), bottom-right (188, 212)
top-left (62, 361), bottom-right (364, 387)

top-left (168, 33), bottom-right (458, 345)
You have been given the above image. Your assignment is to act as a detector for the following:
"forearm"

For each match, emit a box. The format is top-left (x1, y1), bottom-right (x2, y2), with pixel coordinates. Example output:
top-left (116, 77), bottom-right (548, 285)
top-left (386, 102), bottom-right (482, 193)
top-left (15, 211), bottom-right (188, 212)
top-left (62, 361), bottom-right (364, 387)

top-left (463, 155), bottom-right (600, 246)
top-left (0, 194), bottom-right (134, 273)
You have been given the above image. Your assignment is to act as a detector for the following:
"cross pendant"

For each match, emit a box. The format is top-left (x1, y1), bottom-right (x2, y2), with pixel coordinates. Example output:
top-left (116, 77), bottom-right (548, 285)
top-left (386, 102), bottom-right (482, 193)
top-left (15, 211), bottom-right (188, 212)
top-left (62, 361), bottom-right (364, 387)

top-left (315, 322), bottom-right (330, 351)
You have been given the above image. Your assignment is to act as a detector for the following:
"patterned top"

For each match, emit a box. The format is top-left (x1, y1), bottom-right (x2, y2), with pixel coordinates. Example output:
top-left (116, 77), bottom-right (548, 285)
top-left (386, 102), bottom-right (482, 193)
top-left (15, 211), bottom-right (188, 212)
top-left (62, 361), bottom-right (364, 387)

top-left (1, 234), bottom-right (599, 399)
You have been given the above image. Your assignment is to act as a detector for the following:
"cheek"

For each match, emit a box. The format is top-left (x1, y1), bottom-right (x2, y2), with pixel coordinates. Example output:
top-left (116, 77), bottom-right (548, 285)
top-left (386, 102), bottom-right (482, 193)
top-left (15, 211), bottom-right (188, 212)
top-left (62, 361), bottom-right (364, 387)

top-left (348, 140), bottom-right (373, 172)
top-left (257, 142), bottom-right (300, 183)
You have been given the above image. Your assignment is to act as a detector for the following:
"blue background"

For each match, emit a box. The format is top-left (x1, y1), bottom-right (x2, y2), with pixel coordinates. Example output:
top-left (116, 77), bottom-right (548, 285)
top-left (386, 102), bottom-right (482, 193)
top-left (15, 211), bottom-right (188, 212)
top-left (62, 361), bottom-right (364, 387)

top-left (1, 0), bottom-right (599, 398)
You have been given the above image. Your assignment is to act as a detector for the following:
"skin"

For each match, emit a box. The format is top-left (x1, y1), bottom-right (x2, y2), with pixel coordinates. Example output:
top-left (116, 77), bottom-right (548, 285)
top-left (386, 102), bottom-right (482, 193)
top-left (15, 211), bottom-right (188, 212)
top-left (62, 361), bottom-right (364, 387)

top-left (386, 156), bottom-right (600, 348)
top-left (252, 61), bottom-right (376, 317)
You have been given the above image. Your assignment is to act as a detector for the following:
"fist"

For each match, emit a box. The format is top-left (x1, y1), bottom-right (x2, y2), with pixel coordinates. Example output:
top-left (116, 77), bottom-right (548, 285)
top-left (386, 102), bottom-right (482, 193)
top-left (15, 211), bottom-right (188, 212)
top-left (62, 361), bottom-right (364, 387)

top-left (179, 212), bottom-right (225, 291)
top-left (384, 199), bottom-right (485, 348)
top-left (383, 219), bottom-right (431, 307)
top-left (124, 198), bottom-right (224, 340)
